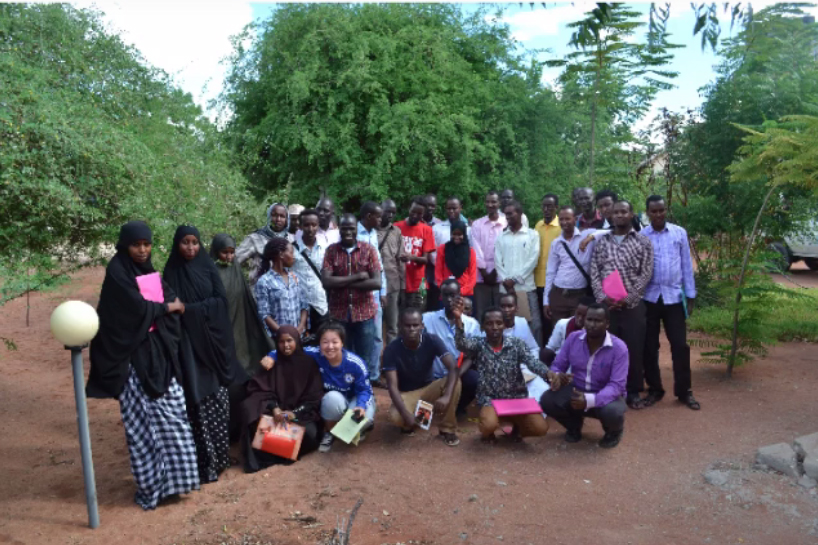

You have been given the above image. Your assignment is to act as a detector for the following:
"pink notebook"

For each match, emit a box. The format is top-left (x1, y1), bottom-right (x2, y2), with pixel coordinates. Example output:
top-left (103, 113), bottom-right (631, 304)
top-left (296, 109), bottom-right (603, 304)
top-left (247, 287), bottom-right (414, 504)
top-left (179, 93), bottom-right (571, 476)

top-left (136, 273), bottom-right (164, 331)
top-left (602, 269), bottom-right (628, 301)
top-left (491, 398), bottom-right (542, 416)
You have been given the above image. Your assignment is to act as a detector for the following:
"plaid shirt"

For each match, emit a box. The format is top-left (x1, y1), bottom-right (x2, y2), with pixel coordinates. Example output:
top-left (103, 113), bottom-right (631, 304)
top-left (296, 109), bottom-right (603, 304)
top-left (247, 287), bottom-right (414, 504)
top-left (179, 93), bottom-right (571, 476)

top-left (590, 230), bottom-right (654, 309)
top-left (254, 269), bottom-right (308, 336)
top-left (322, 241), bottom-right (381, 322)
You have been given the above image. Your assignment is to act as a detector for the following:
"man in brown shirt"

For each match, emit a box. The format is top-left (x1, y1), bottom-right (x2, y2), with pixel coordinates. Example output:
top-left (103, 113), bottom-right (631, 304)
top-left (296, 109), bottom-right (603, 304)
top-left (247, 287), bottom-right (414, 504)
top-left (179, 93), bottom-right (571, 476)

top-left (590, 200), bottom-right (654, 410)
top-left (378, 199), bottom-right (404, 345)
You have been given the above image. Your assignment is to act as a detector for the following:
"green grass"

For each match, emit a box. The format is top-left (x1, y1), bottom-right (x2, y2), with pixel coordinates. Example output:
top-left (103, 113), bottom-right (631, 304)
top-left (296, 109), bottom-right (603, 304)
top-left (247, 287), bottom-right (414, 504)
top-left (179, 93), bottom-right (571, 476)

top-left (689, 288), bottom-right (818, 343)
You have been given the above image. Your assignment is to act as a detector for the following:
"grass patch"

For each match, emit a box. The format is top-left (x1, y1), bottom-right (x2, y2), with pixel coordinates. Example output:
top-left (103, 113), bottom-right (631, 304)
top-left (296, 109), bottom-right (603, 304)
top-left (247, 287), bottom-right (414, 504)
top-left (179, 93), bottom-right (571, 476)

top-left (689, 288), bottom-right (818, 343)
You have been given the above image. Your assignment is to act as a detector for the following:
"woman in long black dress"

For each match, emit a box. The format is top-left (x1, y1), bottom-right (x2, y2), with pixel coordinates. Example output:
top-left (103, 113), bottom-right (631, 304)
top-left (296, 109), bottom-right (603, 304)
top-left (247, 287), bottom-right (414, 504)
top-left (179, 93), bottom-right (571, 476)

top-left (87, 221), bottom-right (200, 509)
top-left (163, 225), bottom-right (245, 483)
top-left (240, 325), bottom-right (324, 473)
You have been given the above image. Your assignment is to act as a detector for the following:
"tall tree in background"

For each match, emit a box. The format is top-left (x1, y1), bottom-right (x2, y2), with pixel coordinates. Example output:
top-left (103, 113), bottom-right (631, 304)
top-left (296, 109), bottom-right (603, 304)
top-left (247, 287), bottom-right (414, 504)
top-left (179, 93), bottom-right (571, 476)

top-left (548, 3), bottom-right (680, 187)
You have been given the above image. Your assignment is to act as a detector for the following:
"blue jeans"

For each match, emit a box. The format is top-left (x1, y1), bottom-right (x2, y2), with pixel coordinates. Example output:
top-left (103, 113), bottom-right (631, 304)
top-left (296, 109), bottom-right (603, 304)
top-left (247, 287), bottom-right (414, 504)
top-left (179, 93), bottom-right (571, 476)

top-left (368, 300), bottom-right (384, 381)
top-left (343, 318), bottom-right (376, 369)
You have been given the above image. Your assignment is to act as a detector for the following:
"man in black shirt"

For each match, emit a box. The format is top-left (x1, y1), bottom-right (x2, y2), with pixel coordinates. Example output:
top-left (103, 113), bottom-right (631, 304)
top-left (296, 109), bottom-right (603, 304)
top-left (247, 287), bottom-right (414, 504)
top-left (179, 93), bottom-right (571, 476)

top-left (384, 308), bottom-right (461, 446)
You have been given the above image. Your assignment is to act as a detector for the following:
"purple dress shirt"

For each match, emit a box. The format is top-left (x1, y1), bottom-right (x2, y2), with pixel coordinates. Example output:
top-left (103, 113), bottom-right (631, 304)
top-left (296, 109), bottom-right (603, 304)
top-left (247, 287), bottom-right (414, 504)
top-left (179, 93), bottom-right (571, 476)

top-left (642, 222), bottom-right (696, 304)
top-left (551, 330), bottom-right (628, 409)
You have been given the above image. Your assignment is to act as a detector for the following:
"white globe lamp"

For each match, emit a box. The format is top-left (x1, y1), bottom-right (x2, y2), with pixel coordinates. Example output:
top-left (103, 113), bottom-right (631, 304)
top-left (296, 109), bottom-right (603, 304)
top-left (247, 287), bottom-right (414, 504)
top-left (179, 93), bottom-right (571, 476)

top-left (50, 300), bottom-right (100, 529)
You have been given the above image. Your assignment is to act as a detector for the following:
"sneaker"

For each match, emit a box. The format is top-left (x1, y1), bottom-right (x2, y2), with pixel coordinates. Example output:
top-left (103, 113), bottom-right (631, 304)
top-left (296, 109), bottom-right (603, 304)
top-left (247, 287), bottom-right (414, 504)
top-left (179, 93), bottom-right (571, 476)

top-left (598, 430), bottom-right (623, 449)
top-left (318, 432), bottom-right (335, 453)
top-left (564, 429), bottom-right (582, 443)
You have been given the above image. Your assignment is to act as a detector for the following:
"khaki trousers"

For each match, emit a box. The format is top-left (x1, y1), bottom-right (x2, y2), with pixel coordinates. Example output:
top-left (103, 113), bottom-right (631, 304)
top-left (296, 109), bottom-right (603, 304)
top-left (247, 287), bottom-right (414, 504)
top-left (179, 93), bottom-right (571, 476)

top-left (478, 405), bottom-right (549, 438)
top-left (388, 377), bottom-right (461, 434)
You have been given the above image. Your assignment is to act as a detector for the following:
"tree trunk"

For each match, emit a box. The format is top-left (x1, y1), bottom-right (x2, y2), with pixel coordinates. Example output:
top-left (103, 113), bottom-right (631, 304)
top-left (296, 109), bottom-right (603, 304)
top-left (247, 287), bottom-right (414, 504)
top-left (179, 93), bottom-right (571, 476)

top-left (727, 184), bottom-right (777, 377)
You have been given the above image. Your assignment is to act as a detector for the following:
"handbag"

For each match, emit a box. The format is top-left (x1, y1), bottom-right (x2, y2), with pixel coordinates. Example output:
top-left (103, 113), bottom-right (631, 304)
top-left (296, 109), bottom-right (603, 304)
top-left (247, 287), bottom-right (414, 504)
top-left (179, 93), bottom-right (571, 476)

top-left (251, 414), bottom-right (305, 461)
top-left (560, 241), bottom-right (594, 296)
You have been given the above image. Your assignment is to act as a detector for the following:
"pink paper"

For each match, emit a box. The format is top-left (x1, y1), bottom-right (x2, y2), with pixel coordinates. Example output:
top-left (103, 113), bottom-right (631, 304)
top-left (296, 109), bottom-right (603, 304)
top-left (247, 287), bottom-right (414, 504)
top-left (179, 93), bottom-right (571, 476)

top-left (136, 273), bottom-right (164, 331)
top-left (491, 398), bottom-right (542, 416)
top-left (602, 269), bottom-right (628, 301)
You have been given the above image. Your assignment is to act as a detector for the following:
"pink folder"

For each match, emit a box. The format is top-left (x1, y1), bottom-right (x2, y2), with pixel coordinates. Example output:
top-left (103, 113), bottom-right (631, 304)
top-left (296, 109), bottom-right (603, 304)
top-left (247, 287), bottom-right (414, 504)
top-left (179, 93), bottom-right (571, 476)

top-left (491, 398), bottom-right (542, 416)
top-left (136, 273), bottom-right (164, 331)
top-left (602, 269), bottom-right (628, 301)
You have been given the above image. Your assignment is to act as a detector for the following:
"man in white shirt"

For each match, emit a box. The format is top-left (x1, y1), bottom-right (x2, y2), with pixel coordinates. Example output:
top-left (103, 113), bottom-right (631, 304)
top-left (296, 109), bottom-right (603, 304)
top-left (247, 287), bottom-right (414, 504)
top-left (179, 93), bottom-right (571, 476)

top-left (291, 209), bottom-right (329, 332)
top-left (495, 200), bottom-right (542, 345)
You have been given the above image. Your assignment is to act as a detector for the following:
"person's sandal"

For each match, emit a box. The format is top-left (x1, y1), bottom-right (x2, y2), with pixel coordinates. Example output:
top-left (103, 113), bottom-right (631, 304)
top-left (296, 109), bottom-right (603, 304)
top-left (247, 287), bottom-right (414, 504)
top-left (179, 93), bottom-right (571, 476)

top-left (681, 394), bottom-right (701, 411)
top-left (440, 431), bottom-right (460, 447)
top-left (480, 434), bottom-right (498, 445)
top-left (642, 392), bottom-right (664, 407)
top-left (626, 395), bottom-right (646, 410)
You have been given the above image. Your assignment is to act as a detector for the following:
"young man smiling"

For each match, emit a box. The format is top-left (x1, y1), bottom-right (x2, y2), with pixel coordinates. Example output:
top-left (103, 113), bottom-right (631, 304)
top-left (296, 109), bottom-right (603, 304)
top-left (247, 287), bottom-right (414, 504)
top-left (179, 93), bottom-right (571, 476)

top-left (395, 196), bottom-right (435, 311)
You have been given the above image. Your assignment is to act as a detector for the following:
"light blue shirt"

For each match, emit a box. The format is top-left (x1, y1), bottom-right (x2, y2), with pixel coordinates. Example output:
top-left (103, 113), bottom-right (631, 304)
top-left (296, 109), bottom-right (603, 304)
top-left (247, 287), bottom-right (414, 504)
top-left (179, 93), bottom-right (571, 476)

top-left (422, 309), bottom-right (482, 379)
top-left (642, 222), bottom-right (696, 304)
top-left (357, 222), bottom-right (387, 299)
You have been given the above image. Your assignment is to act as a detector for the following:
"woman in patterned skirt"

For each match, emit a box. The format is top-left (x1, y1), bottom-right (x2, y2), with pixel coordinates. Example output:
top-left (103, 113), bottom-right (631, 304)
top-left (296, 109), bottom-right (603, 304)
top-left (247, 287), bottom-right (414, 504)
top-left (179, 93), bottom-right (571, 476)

top-left (87, 221), bottom-right (200, 509)
top-left (164, 225), bottom-right (246, 483)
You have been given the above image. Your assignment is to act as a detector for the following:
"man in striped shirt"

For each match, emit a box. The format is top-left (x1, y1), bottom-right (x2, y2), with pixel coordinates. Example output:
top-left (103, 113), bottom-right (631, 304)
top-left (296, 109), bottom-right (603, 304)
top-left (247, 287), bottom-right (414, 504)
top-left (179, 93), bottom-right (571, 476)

top-left (641, 196), bottom-right (700, 410)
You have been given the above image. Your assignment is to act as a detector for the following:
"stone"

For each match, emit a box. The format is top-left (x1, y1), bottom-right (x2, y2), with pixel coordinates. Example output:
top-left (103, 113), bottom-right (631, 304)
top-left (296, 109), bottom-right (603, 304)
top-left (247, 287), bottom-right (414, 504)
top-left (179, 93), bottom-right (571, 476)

top-left (756, 443), bottom-right (801, 478)
top-left (703, 469), bottom-right (730, 487)
top-left (804, 457), bottom-right (818, 480)
top-left (794, 433), bottom-right (818, 459)
top-left (797, 475), bottom-right (817, 489)
top-left (468, 494), bottom-right (478, 502)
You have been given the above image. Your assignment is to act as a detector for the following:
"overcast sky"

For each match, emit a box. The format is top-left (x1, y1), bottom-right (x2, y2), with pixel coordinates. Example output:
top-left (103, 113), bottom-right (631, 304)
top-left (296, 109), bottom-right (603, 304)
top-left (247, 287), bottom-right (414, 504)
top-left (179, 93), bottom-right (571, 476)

top-left (73, 1), bottom-right (818, 133)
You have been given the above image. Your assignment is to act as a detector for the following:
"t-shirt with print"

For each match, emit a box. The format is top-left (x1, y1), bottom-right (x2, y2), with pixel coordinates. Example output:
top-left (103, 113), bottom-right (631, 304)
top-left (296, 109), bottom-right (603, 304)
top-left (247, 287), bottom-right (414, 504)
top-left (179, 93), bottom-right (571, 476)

top-left (394, 220), bottom-right (436, 293)
top-left (382, 333), bottom-right (450, 392)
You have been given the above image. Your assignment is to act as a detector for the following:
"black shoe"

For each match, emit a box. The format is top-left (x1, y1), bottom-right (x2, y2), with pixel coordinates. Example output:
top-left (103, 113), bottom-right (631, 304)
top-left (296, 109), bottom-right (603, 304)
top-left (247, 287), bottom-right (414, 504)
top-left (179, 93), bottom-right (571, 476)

top-left (626, 394), bottom-right (646, 410)
top-left (564, 429), bottom-right (582, 443)
top-left (598, 430), bottom-right (623, 449)
top-left (642, 391), bottom-right (665, 407)
top-left (679, 393), bottom-right (701, 410)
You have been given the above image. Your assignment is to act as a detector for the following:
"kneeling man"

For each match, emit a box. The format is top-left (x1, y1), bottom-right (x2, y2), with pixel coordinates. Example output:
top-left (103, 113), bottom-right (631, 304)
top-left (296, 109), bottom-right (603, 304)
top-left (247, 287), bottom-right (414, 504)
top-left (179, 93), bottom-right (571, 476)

top-left (384, 308), bottom-right (462, 446)
top-left (540, 303), bottom-right (628, 448)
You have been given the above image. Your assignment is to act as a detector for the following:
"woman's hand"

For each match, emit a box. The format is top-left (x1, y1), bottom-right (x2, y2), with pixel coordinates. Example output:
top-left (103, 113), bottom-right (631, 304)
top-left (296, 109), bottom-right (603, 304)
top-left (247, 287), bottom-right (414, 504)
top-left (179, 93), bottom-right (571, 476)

top-left (261, 355), bottom-right (275, 371)
top-left (272, 408), bottom-right (294, 424)
top-left (167, 298), bottom-right (185, 315)
top-left (352, 407), bottom-right (366, 422)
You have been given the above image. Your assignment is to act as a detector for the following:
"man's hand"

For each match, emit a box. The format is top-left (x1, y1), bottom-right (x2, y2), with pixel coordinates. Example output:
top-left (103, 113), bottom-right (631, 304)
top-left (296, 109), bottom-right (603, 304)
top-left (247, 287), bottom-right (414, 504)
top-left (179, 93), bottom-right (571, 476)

top-left (433, 395), bottom-right (451, 415)
top-left (261, 355), bottom-right (275, 371)
top-left (401, 410), bottom-right (417, 430)
top-left (686, 298), bottom-right (695, 317)
top-left (570, 388), bottom-right (587, 410)
top-left (579, 234), bottom-right (595, 252)
top-left (543, 304), bottom-right (552, 320)
top-left (604, 296), bottom-right (625, 310)
top-left (451, 296), bottom-right (464, 323)
top-left (547, 371), bottom-right (572, 391)
top-left (502, 278), bottom-right (516, 292)
top-left (356, 271), bottom-right (370, 282)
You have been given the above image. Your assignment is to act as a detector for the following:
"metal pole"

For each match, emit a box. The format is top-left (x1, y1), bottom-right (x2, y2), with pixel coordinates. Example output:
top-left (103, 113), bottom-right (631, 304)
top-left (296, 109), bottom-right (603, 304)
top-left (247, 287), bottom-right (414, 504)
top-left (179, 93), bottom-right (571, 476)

top-left (69, 347), bottom-right (100, 529)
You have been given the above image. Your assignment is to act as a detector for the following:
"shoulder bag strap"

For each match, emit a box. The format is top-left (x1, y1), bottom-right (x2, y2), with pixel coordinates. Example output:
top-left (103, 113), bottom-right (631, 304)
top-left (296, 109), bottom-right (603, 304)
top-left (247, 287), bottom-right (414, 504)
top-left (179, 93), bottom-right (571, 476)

top-left (560, 241), bottom-right (592, 286)
top-left (295, 242), bottom-right (322, 279)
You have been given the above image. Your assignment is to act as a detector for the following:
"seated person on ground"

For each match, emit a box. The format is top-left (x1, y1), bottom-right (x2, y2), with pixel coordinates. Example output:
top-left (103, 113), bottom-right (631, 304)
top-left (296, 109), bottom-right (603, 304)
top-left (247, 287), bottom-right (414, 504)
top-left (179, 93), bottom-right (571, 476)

top-left (453, 301), bottom-right (550, 443)
top-left (539, 303), bottom-right (628, 449)
top-left (498, 292), bottom-right (549, 404)
top-left (262, 320), bottom-right (375, 453)
top-left (241, 326), bottom-right (324, 472)
top-left (384, 308), bottom-right (462, 446)
top-left (539, 296), bottom-right (594, 366)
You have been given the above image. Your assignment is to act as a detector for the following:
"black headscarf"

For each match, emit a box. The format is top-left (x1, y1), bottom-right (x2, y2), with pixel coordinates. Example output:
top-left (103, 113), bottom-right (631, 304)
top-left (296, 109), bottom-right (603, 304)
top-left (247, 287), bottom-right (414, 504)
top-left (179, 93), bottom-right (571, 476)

top-left (164, 225), bottom-right (245, 403)
top-left (444, 220), bottom-right (471, 279)
top-left (210, 233), bottom-right (272, 377)
top-left (87, 221), bottom-right (182, 399)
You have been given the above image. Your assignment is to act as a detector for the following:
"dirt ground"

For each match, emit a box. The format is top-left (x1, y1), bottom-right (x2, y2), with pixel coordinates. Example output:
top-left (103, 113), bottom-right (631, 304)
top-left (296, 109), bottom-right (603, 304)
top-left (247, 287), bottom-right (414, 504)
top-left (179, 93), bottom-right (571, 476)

top-left (1, 267), bottom-right (817, 545)
top-left (771, 260), bottom-right (818, 289)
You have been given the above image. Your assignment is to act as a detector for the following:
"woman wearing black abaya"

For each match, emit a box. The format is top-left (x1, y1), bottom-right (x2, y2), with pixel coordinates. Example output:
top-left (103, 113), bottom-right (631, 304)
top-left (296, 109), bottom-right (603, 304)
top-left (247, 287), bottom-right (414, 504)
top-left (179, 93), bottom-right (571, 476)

top-left (210, 233), bottom-right (273, 441)
top-left (87, 221), bottom-right (200, 510)
top-left (163, 225), bottom-right (245, 484)
top-left (240, 325), bottom-right (324, 473)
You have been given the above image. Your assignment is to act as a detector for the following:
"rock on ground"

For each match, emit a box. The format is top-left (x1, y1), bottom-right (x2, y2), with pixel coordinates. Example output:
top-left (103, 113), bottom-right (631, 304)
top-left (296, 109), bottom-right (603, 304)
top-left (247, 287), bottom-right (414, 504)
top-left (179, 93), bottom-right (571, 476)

top-left (795, 433), bottom-right (818, 480)
top-left (756, 443), bottom-right (801, 479)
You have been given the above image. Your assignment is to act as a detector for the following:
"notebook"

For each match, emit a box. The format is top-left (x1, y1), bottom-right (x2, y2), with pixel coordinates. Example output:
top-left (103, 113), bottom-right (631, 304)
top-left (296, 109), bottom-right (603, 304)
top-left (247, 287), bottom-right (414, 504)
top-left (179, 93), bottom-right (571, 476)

top-left (602, 269), bottom-right (628, 301)
top-left (136, 272), bottom-right (164, 331)
top-left (251, 415), bottom-right (305, 461)
top-left (491, 397), bottom-right (542, 416)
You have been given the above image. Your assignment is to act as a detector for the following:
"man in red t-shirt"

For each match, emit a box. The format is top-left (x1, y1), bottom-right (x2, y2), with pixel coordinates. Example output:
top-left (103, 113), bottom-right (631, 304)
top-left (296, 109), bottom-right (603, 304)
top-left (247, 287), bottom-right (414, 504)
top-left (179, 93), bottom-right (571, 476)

top-left (395, 196), bottom-right (436, 311)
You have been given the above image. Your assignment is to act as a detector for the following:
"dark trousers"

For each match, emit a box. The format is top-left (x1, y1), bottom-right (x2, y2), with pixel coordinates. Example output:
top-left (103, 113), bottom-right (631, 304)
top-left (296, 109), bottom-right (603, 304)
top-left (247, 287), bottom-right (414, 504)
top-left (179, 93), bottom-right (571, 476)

top-left (473, 283), bottom-right (501, 323)
top-left (343, 318), bottom-right (376, 361)
top-left (548, 286), bottom-right (586, 323)
top-left (608, 301), bottom-right (646, 396)
top-left (644, 298), bottom-right (692, 398)
top-left (456, 368), bottom-right (479, 414)
top-left (400, 290), bottom-right (426, 312)
top-left (540, 384), bottom-right (626, 434)
top-left (309, 306), bottom-right (328, 334)
top-left (536, 287), bottom-right (554, 344)
top-left (426, 264), bottom-right (441, 311)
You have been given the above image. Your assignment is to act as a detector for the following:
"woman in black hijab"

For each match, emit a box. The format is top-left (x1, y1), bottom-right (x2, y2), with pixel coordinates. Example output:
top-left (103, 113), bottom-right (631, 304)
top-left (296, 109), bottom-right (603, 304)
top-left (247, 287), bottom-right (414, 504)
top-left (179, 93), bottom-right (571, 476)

top-left (434, 219), bottom-right (477, 298)
top-left (88, 221), bottom-right (200, 510)
top-left (240, 325), bottom-right (324, 473)
top-left (210, 233), bottom-right (273, 441)
top-left (164, 225), bottom-right (245, 484)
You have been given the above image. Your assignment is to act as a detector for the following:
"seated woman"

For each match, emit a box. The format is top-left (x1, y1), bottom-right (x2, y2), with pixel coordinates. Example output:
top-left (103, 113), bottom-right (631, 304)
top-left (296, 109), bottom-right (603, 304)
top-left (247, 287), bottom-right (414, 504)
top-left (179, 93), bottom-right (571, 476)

top-left (164, 225), bottom-right (244, 484)
top-left (263, 321), bottom-right (375, 453)
top-left (452, 300), bottom-right (550, 443)
top-left (254, 237), bottom-right (308, 339)
top-left (240, 326), bottom-right (324, 472)
top-left (87, 221), bottom-right (199, 510)
top-left (434, 220), bottom-right (477, 298)
top-left (210, 233), bottom-right (274, 441)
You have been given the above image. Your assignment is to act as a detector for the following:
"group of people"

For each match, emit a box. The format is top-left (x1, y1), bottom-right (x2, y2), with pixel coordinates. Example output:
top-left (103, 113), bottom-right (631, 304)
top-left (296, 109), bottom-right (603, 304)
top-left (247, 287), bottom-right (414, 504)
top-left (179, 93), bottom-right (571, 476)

top-left (87, 186), bottom-right (698, 510)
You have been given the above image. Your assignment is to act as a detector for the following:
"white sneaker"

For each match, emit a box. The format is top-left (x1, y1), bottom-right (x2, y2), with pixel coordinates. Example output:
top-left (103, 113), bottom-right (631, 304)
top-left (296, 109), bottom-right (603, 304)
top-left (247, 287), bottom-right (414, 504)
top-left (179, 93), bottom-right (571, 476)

top-left (318, 432), bottom-right (334, 453)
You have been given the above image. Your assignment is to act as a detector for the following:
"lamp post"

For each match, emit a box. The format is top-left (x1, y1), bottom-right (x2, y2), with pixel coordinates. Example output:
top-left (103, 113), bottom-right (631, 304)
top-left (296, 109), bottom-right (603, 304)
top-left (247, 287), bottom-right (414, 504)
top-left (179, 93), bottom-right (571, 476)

top-left (50, 300), bottom-right (100, 529)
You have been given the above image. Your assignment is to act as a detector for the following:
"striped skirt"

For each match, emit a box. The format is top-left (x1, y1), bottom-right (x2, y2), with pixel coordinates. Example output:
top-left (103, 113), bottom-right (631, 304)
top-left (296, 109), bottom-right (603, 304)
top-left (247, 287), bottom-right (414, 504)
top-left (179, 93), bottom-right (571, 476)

top-left (119, 366), bottom-right (200, 510)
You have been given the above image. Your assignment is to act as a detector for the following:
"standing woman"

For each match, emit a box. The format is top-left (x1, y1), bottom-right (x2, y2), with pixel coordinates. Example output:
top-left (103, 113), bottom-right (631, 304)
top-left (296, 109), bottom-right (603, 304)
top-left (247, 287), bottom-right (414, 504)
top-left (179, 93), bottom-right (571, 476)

top-left (210, 234), bottom-right (273, 440)
top-left (435, 220), bottom-right (477, 299)
top-left (87, 221), bottom-right (200, 510)
top-left (254, 237), bottom-right (308, 339)
top-left (240, 325), bottom-right (324, 472)
top-left (164, 225), bottom-right (244, 484)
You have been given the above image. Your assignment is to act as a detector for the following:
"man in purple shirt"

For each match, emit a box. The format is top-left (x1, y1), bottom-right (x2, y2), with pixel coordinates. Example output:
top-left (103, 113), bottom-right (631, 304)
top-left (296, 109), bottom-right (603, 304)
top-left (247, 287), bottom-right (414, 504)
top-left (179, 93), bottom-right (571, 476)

top-left (641, 196), bottom-right (700, 410)
top-left (540, 303), bottom-right (628, 448)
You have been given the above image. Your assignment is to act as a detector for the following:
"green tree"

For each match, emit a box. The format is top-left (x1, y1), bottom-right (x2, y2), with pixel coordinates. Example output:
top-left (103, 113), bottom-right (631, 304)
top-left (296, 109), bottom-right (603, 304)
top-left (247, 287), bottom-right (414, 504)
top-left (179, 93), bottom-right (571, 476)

top-left (220, 3), bottom-right (577, 218)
